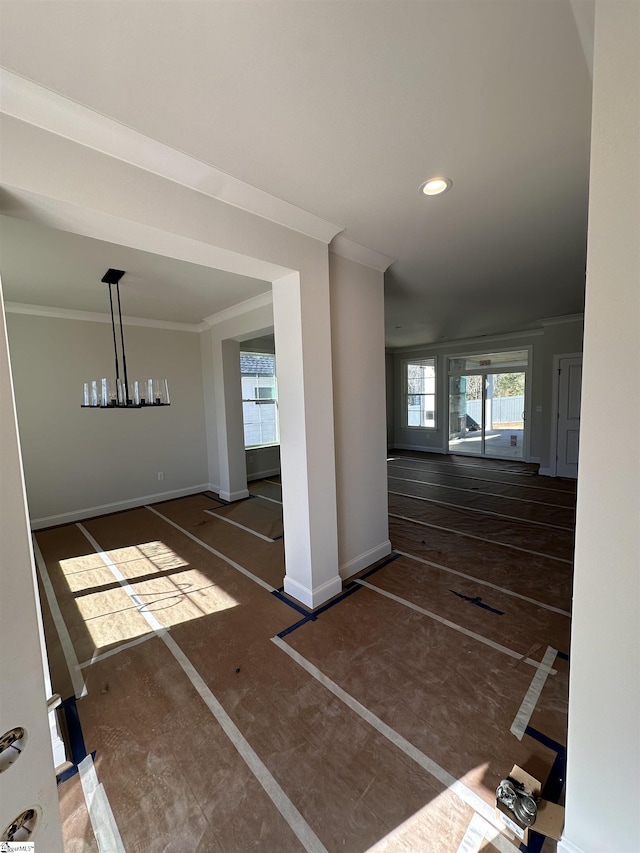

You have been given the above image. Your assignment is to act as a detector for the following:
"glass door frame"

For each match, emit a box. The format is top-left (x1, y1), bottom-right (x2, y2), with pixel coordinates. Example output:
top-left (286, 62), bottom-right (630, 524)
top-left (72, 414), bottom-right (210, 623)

top-left (446, 346), bottom-right (533, 461)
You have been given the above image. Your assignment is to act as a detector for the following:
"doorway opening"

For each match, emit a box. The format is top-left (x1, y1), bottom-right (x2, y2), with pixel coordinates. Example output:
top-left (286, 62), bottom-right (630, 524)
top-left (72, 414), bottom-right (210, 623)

top-left (447, 350), bottom-right (530, 459)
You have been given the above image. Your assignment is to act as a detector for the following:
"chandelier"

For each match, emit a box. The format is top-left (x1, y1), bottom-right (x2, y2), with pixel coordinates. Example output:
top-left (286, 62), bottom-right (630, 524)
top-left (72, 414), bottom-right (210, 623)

top-left (81, 269), bottom-right (170, 408)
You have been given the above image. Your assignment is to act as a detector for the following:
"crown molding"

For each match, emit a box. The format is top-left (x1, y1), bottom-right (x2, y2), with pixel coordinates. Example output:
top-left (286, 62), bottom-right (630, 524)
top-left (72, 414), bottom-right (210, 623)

top-left (540, 312), bottom-right (584, 327)
top-left (0, 68), bottom-right (343, 244)
top-left (4, 302), bottom-right (203, 332)
top-left (330, 234), bottom-right (396, 272)
top-left (388, 326), bottom-right (544, 354)
top-left (202, 291), bottom-right (273, 327)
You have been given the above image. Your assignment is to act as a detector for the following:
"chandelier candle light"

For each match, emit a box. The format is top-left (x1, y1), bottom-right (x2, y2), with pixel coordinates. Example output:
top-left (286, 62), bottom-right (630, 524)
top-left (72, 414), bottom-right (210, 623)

top-left (82, 269), bottom-right (170, 408)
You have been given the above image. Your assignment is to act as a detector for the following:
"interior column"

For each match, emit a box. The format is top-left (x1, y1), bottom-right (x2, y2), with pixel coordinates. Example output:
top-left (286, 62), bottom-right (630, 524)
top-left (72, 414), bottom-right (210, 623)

top-left (273, 271), bottom-right (342, 608)
top-left (213, 337), bottom-right (250, 502)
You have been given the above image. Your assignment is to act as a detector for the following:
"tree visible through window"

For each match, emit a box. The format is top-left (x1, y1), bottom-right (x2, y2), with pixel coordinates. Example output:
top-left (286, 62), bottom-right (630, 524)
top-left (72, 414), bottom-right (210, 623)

top-left (240, 353), bottom-right (279, 448)
top-left (406, 358), bottom-right (436, 428)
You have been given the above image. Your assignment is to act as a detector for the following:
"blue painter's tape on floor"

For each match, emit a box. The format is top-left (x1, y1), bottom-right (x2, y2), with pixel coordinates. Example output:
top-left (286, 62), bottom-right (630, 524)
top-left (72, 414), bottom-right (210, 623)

top-left (450, 589), bottom-right (505, 615)
top-left (271, 589), bottom-right (313, 618)
top-left (200, 492), bottom-right (226, 506)
top-left (276, 552), bottom-right (401, 638)
top-left (277, 614), bottom-right (315, 638)
top-left (525, 725), bottom-right (566, 757)
top-left (57, 695), bottom-right (94, 786)
top-left (518, 725), bottom-right (567, 853)
top-left (57, 750), bottom-right (96, 785)
top-left (358, 552), bottom-right (402, 582)
top-left (60, 695), bottom-right (88, 765)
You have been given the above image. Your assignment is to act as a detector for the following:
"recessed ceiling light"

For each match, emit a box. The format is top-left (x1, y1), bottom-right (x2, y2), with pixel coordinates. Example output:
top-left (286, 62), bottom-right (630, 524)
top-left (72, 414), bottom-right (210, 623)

top-left (419, 177), bottom-right (452, 196)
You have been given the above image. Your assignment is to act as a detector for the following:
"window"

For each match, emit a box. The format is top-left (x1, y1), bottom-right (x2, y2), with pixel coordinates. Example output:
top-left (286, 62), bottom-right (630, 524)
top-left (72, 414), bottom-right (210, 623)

top-left (405, 358), bottom-right (436, 428)
top-left (240, 353), bottom-right (279, 448)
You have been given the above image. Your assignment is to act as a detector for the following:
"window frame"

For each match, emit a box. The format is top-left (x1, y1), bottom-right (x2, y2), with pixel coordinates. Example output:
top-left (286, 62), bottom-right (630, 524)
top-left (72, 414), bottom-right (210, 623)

top-left (240, 352), bottom-right (280, 449)
top-left (403, 357), bottom-right (437, 430)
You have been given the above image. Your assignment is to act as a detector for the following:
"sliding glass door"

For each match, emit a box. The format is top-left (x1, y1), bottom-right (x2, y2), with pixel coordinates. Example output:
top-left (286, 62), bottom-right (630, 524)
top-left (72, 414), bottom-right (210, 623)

top-left (447, 351), bottom-right (528, 460)
top-left (484, 372), bottom-right (525, 457)
top-left (448, 375), bottom-right (483, 455)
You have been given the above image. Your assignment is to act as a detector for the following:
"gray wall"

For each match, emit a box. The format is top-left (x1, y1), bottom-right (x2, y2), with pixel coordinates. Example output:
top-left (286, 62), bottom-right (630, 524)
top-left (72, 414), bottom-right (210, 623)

top-left (388, 316), bottom-right (583, 470)
top-left (246, 444), bottom-right (280, 480)
top-left (7, 312), bottom-right (208, 523)
top-left (329, 253), bottom-right (390, 576)
top-left (385, 350), bottom-right (394, 448)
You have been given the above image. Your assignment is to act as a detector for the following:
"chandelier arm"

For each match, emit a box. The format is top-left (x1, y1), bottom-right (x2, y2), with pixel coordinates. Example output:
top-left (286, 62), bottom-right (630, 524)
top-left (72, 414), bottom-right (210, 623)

top-left (115, 281), bottom-right (131, 404)
top-left (108, 282), bottom-right (121, 386)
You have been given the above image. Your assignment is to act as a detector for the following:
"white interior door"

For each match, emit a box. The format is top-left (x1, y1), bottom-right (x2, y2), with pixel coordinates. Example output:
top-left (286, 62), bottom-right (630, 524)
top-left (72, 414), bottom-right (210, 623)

top-left (556, 356), bottom-right (582, 478)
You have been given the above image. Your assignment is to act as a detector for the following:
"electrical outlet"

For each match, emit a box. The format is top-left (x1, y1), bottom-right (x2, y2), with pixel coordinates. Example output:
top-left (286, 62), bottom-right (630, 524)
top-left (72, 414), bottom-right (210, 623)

top-left (157, 471), bottom-right (164, 481)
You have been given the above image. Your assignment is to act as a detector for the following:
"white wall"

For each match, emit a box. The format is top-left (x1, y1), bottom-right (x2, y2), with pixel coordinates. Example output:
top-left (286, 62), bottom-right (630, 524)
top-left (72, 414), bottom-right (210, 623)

top-left (0, 287), bottom-right (63, 851)
top-left (561, 2), bottom-right (639, 851)
top-left (7, 312), bottom-right (208, 524)
top-left (329, 253), bottom-right (391, 577)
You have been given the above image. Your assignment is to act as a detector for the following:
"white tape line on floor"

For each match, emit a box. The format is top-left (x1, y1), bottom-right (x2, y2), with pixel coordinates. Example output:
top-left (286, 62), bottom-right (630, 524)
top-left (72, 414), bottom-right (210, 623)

top-left (32, 536), bottom-right (87, 699)
top-left (77, 525), bottom-right (327, 853)
top-left (77, 523), bottom-right (164, 632)
top-left (273, 636), bottom-right (517, 853)
top-left (510, 645), bottom-right (558, 740)
top-left (388, 488), bottom-right (574, 532)
top-left (253, 493), bottom-right (283, 505)
top-left (78, 754), bottom-right (126, 853)
top-left (163, 633), bottom-right (328, 853)
top-left (387, 459), bottom-right (576, 497)
top-left (387, 470), bottom-right (575, 509)
top-left (395, 549), bottom-right (571, 617)
top-left (356, 580), bottom-right (557, 674)
top-left (204, 508), bottom-right (276, 542)
top-left (389, 512), bottom-right (573, 564)
top-left (78, 629), bottom-right (169, 669)
top-left (145, 505), bottom-right (276, 592)
top-left (456, 812), bottom-right (503, 853)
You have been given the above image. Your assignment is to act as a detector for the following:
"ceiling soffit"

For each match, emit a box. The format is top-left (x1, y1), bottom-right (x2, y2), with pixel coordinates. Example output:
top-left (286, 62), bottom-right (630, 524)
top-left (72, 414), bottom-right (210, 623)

top-left (0, 69), bottom-right (392, 271)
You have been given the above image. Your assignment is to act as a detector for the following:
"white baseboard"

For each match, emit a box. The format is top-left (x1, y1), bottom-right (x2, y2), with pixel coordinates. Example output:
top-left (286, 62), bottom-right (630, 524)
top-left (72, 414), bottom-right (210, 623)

top-left (557, 836), bottom-right (586, 853)
top-left (30, 484), bottom-right (210, 529)
top-left (49, 709), bottom-right (67, 768)
top-left (340, 540), bottom-right (392, 580)
top-left (247, 468), bottom-right (281, 482)
top-left (528, 456), bottom-right (541, 464)
top-left (218, 488), bottom-right (250, 502)
top-left (538, 467), bottom-right (555, 478)
top-left (207, 483), bottom-right (220, 494)
top-left (389, 444), bottom-right (446, 454)
top-left (284, 574), bottom-right (343, 609)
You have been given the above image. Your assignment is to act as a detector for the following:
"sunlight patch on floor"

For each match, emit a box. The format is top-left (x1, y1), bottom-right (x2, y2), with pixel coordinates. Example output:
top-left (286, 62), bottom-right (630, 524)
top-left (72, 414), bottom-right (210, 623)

top-left (365, 764), bottom-right (503, 853)
top-left (62, 542), bottom-right (239, 650)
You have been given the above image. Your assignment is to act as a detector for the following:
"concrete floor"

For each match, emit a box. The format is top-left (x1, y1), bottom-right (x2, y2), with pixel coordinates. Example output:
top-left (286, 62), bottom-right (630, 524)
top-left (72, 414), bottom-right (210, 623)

top-left (37, 452), bottom-right (575, 852)
top-left (448, 429), bottom-right (526, 459)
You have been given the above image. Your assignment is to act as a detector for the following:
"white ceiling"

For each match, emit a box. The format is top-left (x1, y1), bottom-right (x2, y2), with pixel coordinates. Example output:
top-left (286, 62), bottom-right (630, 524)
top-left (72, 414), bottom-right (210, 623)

top-left (0, 0), bottom-right (593, 346)
top-left (0, 215), bottom-right (270, 326)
